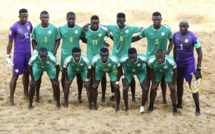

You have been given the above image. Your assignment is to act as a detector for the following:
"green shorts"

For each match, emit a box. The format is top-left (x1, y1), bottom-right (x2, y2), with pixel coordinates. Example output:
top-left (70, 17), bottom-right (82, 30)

top-left (68, 68), bottom-right (88, 82)
top-left (124, 68), bottom-right (147, 84)
top-left (60, 54), bottom-right (70, 72)
top-left (33, 65), bottom-right (56, 81)
top-left (154, 70), bottom-right (173, 82)
top-left (95, 67), bottom-right (118, 81)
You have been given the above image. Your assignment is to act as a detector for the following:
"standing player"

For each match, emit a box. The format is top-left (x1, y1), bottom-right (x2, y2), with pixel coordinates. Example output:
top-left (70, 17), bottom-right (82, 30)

top-left (28, 48), bottom-right (61, 109)
top-left (58, 12), bottom-right (86, 103)
top-left (173, 19), bottom-right (203, 116)
top-left (63, 47), bottom-right (91, 108)
top-left (32, 11), bottom-right (61, 102)
top-left (83, 15), bottom-right (110, 102)
top-left (132, 12), bottom-right (174, 104)
top-left (91, 48), bottom-right (121, 111)
top-left (6, 8), bottom-right (33, 106)
top-left (119, 48), bottom-right (148, 113)
top-left (148, 50), bottom-right (178, 116)
top-left (106, 12), bottom-right (142, 102)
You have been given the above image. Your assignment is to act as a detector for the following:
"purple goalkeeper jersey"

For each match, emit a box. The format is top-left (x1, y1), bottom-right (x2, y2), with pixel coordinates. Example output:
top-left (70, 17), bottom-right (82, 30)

top-left (8, 21), bottom-right (33, 55)
top-left (173, 31), bottom-right (198, 65)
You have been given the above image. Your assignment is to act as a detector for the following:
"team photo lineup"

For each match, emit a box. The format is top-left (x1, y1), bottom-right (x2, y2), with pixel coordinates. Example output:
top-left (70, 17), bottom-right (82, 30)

top-left (5, 7), bottom-right (204, 118)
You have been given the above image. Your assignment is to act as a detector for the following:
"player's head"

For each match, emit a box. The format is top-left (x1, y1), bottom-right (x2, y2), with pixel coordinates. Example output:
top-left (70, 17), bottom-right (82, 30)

top-left (40, 11), bottom-right (49, 24)
top-left (67, 12), bottom-right (76, 26)
top-left (38, 47), bottom-right (48, 61)
top-left (72, 47), bottom-right (81, 63)
top-left (117, 12), bottom-right (126, 29)
top-left (179, 19), bottom-right (189, 35)
top-left (100, 47), bottom-right (109, 63)
top-left (128, 48), bottom-right (137, 64)
top-left (90, 15), bottom-right (100, 30)
top-left (19, 8), bottom-right (28, 24)
top-left (155, 49), bottom-right (165, 64)
top-left (152, 12), bottom-right (162, 28)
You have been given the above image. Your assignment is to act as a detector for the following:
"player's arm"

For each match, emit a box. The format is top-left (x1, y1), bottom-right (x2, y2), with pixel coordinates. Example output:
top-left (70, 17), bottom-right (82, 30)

top-left (63, 67), bottom-right (70, 81)
top-left (32, 39), bottom-right (37, 51)
top-left (55, 64), bottom-right (60, 80)
top-left (173, 45), bottom-right (177, 61)
top-left (166, 38), bottom-right (173, 55)
top-left (80, 37), bottom-right (87, 43)
top-left (131, 35), bottom-right (142, 42)
top-left (149, 67), bottom-right (155, 84)
top-left (117, 65), bottom-right (123, 81)
top-left (195, 47), bottom-right (203, 79)
top-left (92, 66), bottom-right (96, 82)
top-left (7, 38), bottom-right (13, 55)
top-left (53, 39), bottom-right (60, 55)
top-left (109, 34), bottom-right (114, 41)
top-left (172, 68), bottom-right (177, 83)
top-left (82, 23), bottom-right (90, 31)
top-left (28, 65), bottom-right (34, 81)
top-left (5, 38), bottom-right (14, 68)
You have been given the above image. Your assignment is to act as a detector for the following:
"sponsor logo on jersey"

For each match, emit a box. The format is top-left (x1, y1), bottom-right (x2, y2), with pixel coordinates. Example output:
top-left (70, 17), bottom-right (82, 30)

top-left (161, 32), bottom-right (165, 36)
top-left (75, 30), bottom-right (78, 34)
top-left (108, 63), bottom-right (111, 66)
top-left (98, 33), bottom-right (102, 37)
top-left (48, 30), bottom-right (52, 34)
top-left (15, 69), bottom-right (19, 73)
top-left (125, 30), bottom-right (129, 33)
top-left (185, 39), bottom-right (189, 43)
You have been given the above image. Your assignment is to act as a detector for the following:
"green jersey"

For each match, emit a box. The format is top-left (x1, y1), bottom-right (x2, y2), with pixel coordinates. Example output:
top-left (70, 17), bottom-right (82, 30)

top-left (83, 25), bottom-right (110, 62)
top-left (29, 52), bottom-right (59, 68)
top-left (92, 54), bottom-right (120, 72)
top-left (32, 23), bottom-right (61, 52)
top-left (120, 53), bottom-right (148, 73)
top-left (148, 55), bottom-right (176, 73)
top-left (63, 55), bottom-right (91, 72)
top-left (106, 25), bottom-right (141, 58)
top-left (139, 24), bottom-right (172, 57)
top-left (58, 24), bottom-right (84, 56)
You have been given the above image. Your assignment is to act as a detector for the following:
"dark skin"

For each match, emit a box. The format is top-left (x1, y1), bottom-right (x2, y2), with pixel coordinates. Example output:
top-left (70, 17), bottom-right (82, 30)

top-left (7, 12), bottom-right (29, 106)
top-left (63, 52), bottom-right (91, 108)
top-left (173, 22), bottom-right (202, 116)
top-left (92, 51), bottom-right (121, 111)
top-left (148, 54), bottom-right (178, 116)
top-left (120, 53), bottom-right (149, 111)
top-left (132, 15), bottom-right (174, 104)
top-left (60, 14), bottom-right (87, 103)
top-left (32, 13), bottom-right (61, 102)
top-left (28, 51), bottom-right (61, 109)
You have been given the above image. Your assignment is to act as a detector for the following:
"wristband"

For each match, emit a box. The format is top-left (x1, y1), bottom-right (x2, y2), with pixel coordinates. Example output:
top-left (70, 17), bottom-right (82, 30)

top-left (6, 54), bottom-right (11, 58)
top-left (115, 81), bottom-right (119, 85)
top-left (86, 78), bottom-right (89, 82)
top-left (121, 75), bottom-right (125, 79)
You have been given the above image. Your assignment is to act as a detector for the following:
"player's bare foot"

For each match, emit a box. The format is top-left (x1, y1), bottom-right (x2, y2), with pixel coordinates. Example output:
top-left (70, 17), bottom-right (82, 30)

top-left (93, 104), bottom-right (97, 110)
top-left (57, 102), bottom-right (61, 109)
top-left (9, 99), bottom-right (15, 106)
top-left (123, 107), bottom-right (129, 111)
top-left (132, 97), bottom-right (136, 102)
top-left (163, 98), bottom-right (169, 105)
top-left (147, 108), bottom-right (153, 114)
top-left (35, 96), bottom-right (40, 103)
top-left (108, 95), bottom-right (115, 102)
top-left (23, 94), bottom-right (29, 99)
top-left (101, 97), bottom-right (105, 102)
top-left (173, 111), bottom-right (179, 116)
top-left (28, 104), bottom-right (33, 110)
top-left (64, 102), bottom-right (68, 108)
top-left (177, 103), bottom-right (183, 109)
top-left (88, 104), bottom-right (92, 110)
top-left (195, 110), bottom-right (201, 116)
top-left (115, 106), bottom-right (120, 112)
top-left (78, 97), bottom-right (83, 104)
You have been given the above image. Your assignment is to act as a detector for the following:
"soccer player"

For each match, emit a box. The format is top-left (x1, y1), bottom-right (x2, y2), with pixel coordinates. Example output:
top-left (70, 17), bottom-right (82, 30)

top-left (58, 12), bottom-right (87, 103)
top-left (106, 12), bottom-right (142, 102)
top-left (6, 8), bottom-right (33, 106)
top-left (91, 48), bottom-right (121, 111)
top-left (148, 50), bottom-right (178, 116)
top-left (132, 11), bottom-right (174, 104)
top-left (119, 48), bottom-right (148, 113)
top-left (63, 47), bottom-right (91, 108)
top-left (82, 15), bottom-right (110, 102)
top-left (28, 48), bottom-right (61, 109)
top-left (173, 19), bottom-right (203, 116)
top-left (32, 10), bottom-right (61, 102)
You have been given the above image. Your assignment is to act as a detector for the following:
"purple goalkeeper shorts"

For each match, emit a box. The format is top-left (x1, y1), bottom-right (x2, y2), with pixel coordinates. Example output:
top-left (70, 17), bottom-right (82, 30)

top-left (177, 63), bottom-right (196, 83)
top-left (12, 53), bottom-right (31, 75)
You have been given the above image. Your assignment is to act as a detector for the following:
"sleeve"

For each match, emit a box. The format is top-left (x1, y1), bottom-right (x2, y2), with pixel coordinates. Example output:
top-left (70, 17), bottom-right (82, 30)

top-left (28, 55), bottom-right (37, 66)
top-left (167, 28), bottom-right (173, 39)
top-left (167, 57), bottom-right (177, 69)
top-left (63, 56), bottom-right (71, 68)
top-left (31, 27), bottom-right (36, 40)
top-left (49, 54), bottom-right (59, 66)
top-left (148, 57), bottom-right (155, 68)
top-left (131, 26), bottom-right (141, 34)
top-left (139, 28), bottom-right (146, 38)
top-left (91, 57), bottom-right (97, 67)
top-left (114, 58), bottom-right (120, 67)
top-left (30, 22), bottom-right (33, 33)
top-left (191, 33), bottom-right (201, 49)
top-left (55, 27), bottom-right (61, 40)
top-left (8, 25), bottom-right (16, 39)
top-left (83, 56), bottom-right (91, 69)
top-left (106, 25), bottom-right (113, 32)
top-left (105, 29), bottom-right (110, 37)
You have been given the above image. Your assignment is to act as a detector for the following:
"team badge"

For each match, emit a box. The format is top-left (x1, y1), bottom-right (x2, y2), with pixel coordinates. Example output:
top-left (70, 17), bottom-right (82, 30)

top-left (137, 63), bottom-right (141, 67)
top-left (9, 30), bottom-right (12, 35)
top-left (108, 63), bottom-right (111, 66)
top-left (27, 26), bottom-right (30, 30)
top-left (15, 69), bottom-right (19, 73)
top-left (98, 33), bottom-right (102, 37)
top-left (185, 39), bottom-right (189, 43)
top-left (80, 63), bottom-right (84, 66)
top-left (125, 30), bottom-right (129, 33)
top-left (164, 66), bottom-right (168, 69)
top-left (47, 61), bottom-right (50, 64)
top-left (75, 30), bottom-right (78, 34)
top-left (48, 30), bottom-right (52, 34)
top-left (161, 32), bottom-right (165, 36)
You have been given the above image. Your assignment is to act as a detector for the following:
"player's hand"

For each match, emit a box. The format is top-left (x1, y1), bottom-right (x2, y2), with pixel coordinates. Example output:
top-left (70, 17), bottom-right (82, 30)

top-left (82, 23), bottom-right (90, 31)
top-left (84, 81), bottom-right (91, 89)
top-left (5, 55), bottom-right (13, 68)
top-left (113, 81), bottom-right (120, 89)
top-left (195, 69), bottom-right (202, 79)
top-left (92, 82), bottom-right (98, 89)
top-left (104, 41), bottom-right (110, 47)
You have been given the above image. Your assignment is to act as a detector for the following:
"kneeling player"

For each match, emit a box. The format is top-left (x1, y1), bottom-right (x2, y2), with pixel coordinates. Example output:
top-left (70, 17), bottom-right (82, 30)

top-left (28, 48), bottom-right (61, 109)
top-left (91, 48), bottom-right (121, 111)
top-left (119, 48), bottom-right (148, 113)
top-left (148, 50), bottom-right (178, 116)
top-left (63, 47), bottom-right (91, 108)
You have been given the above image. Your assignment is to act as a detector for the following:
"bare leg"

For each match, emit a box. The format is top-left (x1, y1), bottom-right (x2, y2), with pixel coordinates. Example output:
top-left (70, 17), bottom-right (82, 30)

top-left (63, 82), bottom-right (72, 108)
top-left (161, 76), bottom-right (168, 104)
top-left (76, 73), bottom-right (83, 103)
top-left (51, 79), bottom-right (61, 108)
top-left (61, 73), bottom-right (65, 90)
top-left (112, 81), bottom-right (120, 112)
top-left (189, 82), bottom-right (201, 116)
top-left (130, 77), bottom-right (136, 102)
top-left (147, 82), bottom-right (159, 114)
top-left (123, 85), bottom-right (129, 111)
top-left (28, 81), bottom-right (37, 109)
top-left (22, 70), bottom-right (29, 99)
top-left (101, 75), bottom-right (106, 102)
top-left (35, 74), bottom-right (43, 102)
top-left (9, 74), bottom-right (19, 106)
top-left (167, 82), bottom-right (178, 116)
top-left (177, 79), bottom-right (184, 108)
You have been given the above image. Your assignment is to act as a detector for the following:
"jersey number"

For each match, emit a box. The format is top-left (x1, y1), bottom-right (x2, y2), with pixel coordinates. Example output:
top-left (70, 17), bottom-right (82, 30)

top-left (44, 37), bottom-right (47, 42)
top-left (180, 44), bottom-right (183, 50)
top-left (120, 36), bottom-right (123, 41)
top-left (92, 40), bottom-right (98, 45)
top-left (69, 37), bottom-right (73, 42)
top-left (155, 39), bottom-right (159, 44)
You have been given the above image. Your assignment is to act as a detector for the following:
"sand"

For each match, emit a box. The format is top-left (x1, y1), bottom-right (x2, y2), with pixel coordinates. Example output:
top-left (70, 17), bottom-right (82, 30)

top-left (0, 0), bottom-right (215, 133)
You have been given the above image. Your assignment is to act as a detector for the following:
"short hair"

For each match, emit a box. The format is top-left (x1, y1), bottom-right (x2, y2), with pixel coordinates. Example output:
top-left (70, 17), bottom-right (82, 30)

top-left (128, 48), bottom-right (137, 54)
top-left (40, 11), bottom-right (49, 16)
top-left (152, 12), bottom-right (162, 17)
top-left (19, 8), bottom-right (28, 15)
top-left (72, 47), bottom-right (81, 54)
top-left (180, 19), bottom-right (189, 24)
top-left (91, 15), bottom-right (99, 21)
top-left (100, 47), bottom-right (109, 53)
top-left (39, 47), bottom-right (48, 54)
top-left (67, 12), bottom-right (75, 18)
top-left (117, 12), bottom-right (125, 19)
top-left (155, 49), bottom-right (165, 56)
